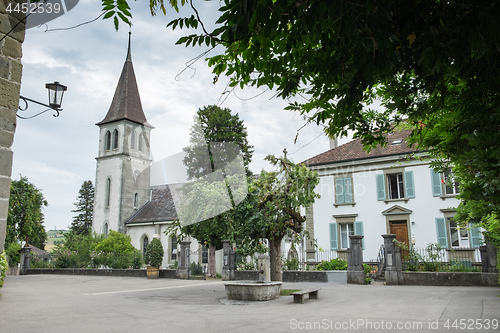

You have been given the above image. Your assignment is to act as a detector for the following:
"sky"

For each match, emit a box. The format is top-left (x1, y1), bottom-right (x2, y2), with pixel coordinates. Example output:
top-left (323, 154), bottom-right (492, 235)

top-left (11, 0), bottom-right (349, 232)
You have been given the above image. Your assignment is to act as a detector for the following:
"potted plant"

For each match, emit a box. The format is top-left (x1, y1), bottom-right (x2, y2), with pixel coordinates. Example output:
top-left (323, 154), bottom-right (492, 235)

top-left (144, 238), bottom-right (164, 279)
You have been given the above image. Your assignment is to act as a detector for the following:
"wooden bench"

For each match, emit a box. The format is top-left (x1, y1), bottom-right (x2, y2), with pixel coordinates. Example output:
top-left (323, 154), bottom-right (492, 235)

top-left (290, 288), bottom-right (320, 304)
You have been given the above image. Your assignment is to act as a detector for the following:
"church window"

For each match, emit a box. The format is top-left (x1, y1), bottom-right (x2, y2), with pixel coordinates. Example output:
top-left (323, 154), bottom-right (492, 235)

top-left (171, 235), bottom-right (177, 261)
top-left (142, 235), bottom-right (149, 258)
top-left (105, 178), bottom-right (111, 208)
top-left (105, 131), bottom-right (111, 151)
top-left (138, 133), bottom-right (144, 152)
top-left (112, 129), bottom-right (119, 150)
top-left (131, 131), bottom-right (136, 150)
top-left (134, 193), bottom-right (138, 208)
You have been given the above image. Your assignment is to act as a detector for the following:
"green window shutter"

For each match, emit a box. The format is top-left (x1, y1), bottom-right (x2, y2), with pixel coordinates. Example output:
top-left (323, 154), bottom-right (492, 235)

top-left (376, 174), bottom-right (386, 201)
top-left (435, 217), bottom-right (448, 248)
top-left (430, 169), bottom-right (443, 197)
top-left (335, 178), bottom-right (344, 204)
top-left (344, 177), bottom-right (353, 203)
top-left (329, 223), bottom-right (338, 250)
top-left (404, 171), bottom-right (415, 199)
top-left (354, 221), bottom-right (364, 249)
top-left (469, 223), bottom-right (482, 248)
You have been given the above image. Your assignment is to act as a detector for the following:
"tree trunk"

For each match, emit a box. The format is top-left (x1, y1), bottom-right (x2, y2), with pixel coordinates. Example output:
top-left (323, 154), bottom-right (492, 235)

top-left (208, 243), bottom-right (216, 277)
top-left (269, 236), bottom-right (284, 281)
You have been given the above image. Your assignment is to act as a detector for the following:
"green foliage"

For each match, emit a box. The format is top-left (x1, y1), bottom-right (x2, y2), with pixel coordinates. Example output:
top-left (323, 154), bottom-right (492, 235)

top-left (190, 261), bottom-right (203, 275)
top-left (237, 260), bottom-right (256, 271)
top-left (5, 242), bottom-right (21, 267)
top-left (144, 238), bottom-right (164, 267)
top-left (70, 180), bottom-right (94, 236)
top-left (7, 176), bottom-right (48, 249)
top-left (0, 252), bottom-right (8, 290)
top-left (283, 257), bottom-right (299, 271)
top-left (30, 253), bottom-right (51, 269)
top-left (363, 264), bottom-right (372, 284)
top-left (315, 258), bottom-right (348, 271)
top-left (94, 230), bottom-right (135, 254)
top-left (52, 232), bottom-right (104, 268)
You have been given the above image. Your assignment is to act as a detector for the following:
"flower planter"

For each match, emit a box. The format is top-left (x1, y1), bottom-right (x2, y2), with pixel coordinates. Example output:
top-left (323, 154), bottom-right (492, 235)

top-left (147, 266), bottom-right (159, 279)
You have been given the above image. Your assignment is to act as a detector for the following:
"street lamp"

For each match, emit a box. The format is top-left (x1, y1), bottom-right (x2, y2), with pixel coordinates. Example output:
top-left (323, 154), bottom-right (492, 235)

top-left (18, 81), bottom-right (67, 119)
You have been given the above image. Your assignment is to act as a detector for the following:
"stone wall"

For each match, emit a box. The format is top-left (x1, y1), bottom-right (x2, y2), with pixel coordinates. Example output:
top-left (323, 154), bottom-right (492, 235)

top-left (402, 272), bottom-right (500, 287)
top-left (0, 0), bottom-right (25, 252)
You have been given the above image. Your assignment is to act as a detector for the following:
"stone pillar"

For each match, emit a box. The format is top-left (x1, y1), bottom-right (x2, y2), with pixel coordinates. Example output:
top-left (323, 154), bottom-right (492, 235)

top-left (176, 240), bottom-right (191, 279)
top-left (347, 235), bottom-right (365, 284)
top-left (221, 240), bottom-right (231, 280)
top-left (0, 0), bottom-right (26, 253)
top-left (257, 254), bottom-right (270, 282)
top-left (383, 234), bottom-right (402, 285)
top-left (19, 245), bottom-right (31, 274)
top-left (480, 243), bottom-right (499, 273)
top-left (305, 206), bottom-right (316, 263)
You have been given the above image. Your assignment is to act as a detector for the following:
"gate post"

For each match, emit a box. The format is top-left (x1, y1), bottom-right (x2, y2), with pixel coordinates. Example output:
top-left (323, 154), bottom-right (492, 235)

top-left (347, 235), bottom-right (365, 284)
top-left (383, 234), bottom-right (402, 285)
top-left (176, 240), bottom-right (191, 279)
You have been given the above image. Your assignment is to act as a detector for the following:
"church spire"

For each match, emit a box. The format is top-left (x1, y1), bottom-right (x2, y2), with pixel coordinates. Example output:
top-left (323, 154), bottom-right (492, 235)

top-left (96, 32), bottom-right (152, 127)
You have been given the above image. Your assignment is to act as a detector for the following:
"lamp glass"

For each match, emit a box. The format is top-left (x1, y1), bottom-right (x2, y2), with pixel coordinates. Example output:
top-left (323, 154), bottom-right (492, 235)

top-left (46, 81), bottom-right (67, 109)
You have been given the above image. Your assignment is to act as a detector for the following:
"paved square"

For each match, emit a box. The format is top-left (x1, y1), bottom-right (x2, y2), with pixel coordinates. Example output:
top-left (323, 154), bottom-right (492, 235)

top-left (1, 275), bottom-right (499, 332)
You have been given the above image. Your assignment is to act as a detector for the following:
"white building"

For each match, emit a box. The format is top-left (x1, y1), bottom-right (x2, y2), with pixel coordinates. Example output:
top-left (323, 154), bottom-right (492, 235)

top-left (303, 130), bottom-right (482, 262)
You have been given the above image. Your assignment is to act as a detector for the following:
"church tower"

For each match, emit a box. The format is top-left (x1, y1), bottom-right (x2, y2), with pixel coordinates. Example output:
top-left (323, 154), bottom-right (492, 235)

top-left (92, 34), bottom-right (153, 235)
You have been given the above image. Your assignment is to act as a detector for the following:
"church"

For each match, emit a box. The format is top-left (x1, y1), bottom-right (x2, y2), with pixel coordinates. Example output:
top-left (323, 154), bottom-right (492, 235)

top-left (91, 36), bottom-right (205, 268)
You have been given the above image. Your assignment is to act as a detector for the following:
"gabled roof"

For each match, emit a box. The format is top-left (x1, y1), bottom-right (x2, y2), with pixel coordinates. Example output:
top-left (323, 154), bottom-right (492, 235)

top-left (303, 129), bottom-right (420, 167)
top-left (125, 184), bottom-right (182, 225)
top-left (96, 34), bottom-right (152, 127)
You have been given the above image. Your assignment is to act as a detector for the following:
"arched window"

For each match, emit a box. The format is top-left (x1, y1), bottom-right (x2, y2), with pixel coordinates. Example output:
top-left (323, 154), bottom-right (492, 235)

top-left (103, 223), bottom-right (108, 237)
top-left (105, 131), bottom-right (111, 151)
top-left (142, 235), bottom-right (149, 258)
top-left (131, 131), bottom-right (136, 150)
top-left (138, 133), bottom-right (144, 152)
top-left (171, 235), bottom-right (177, 261)
top-left (105, 178), bottom-right (111, 208)
top-left (112, 129), bottom-right (119, 150)
top-left (133, 193), bottom-right (138, 208)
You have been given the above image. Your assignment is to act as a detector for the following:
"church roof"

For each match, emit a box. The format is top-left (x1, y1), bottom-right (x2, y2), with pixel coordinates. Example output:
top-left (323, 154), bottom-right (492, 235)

top-left (303, 129), bottom-right (420, 167)
top-left (125, 184), bottom-right (182, 224)
top-left (96, 34), bottom-right (152, 127)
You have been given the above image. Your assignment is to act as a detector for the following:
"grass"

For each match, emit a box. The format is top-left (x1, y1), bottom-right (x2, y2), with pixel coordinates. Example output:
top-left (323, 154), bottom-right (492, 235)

top-left (280, 289), bottom-right (300, 296)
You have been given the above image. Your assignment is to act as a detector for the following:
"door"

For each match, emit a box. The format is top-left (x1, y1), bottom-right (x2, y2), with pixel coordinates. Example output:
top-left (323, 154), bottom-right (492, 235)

top-left (390, 220), bottom-right (409, 256)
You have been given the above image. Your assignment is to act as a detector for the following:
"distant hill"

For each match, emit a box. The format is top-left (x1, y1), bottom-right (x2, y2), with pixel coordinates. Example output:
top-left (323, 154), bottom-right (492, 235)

top-left (45, 229), bottom-right (69, 251)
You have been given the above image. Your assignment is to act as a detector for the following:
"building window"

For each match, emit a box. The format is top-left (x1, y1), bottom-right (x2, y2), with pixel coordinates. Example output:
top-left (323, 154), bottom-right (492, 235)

top-left (435, 217), bottom-right (482, 248)
top-left (112, 129), bottom-right (119, 150)
top-left (133, 193), bottom-right (138, 208)
top-left (131, 131), bottom-right (136, 150)
top-left (138, 133), bottom-right (144, 152)
top-left (431, 168), bottom-right (460, 197)
top-left (142, 235), bottom-right (149, 258)
top-left (105, 131), bottom-right (111, 151)
top-left (171, 235), bottom-right (177, 261)
top-left (376, 171), bottom-right (415, 201)
top-left (329, 221), bottom-right (364, 250)
top-left (105, 178), bottom-right (111, 208)
top-left (335, 176), bottom-right (354, 204)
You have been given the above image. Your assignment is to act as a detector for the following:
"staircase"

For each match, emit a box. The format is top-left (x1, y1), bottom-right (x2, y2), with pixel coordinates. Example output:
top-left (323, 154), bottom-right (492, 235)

top-left (374, 244), bottom-right (386, 280)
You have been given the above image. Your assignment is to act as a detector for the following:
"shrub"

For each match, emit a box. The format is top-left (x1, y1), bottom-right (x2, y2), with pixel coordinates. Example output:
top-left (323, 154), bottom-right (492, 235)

top-left (52, 249), bottom-right (79, 268)
top-left (0, 252), bottom-right (8, 290)
top-left (30, 253), bottom-right (52, 269)
top-left (283, 257), bottom-right (300, 271)
top-left (315, 258), bottom-right (348, 271)
top-left (144, 238), bottom-right (164, 267)
top-left (5, 242), bottom-right (21, 267)
top-left (190, 261), bottom-right (203, 275)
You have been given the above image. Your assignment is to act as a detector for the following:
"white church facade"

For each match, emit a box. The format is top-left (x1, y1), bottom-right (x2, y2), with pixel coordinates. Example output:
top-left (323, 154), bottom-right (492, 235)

top-left (91, 37), bottom-right (204, 268)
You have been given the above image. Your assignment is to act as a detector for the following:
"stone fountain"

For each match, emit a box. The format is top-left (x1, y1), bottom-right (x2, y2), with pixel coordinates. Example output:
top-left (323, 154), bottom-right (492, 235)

top-left (224, 254), bottom-right (282, 301)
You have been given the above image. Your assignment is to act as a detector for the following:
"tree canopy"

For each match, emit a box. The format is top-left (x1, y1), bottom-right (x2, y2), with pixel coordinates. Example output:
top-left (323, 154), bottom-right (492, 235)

top-left (70, 180), bottom-right (94, 236)
top-left (105, 1), bottom-right (500, 243)
top-left (6, 176), bottom-right (48, 249)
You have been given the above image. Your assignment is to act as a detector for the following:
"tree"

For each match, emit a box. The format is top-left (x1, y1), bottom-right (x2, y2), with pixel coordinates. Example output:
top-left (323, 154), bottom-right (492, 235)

top-left (105, 1), bottom-right (500, 245)
top-left (177, 105), bottom-right (253, 276)
top-left (248, 153), bottom-right (319, 281)
top-left (70, 180), bottom-right (94, 236)
top-left (6, 176), bottom-right (48, 249)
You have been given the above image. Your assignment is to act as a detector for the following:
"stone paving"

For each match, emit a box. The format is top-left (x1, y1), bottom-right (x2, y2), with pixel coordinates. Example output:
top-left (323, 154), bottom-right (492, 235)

top-left (1, 275), bottom-right (499, 332)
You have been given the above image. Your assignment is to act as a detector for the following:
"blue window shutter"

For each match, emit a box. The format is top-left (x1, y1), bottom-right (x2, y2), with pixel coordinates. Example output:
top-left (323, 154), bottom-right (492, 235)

top-left (376, 174), bottom-right (386, 201)
top-left (435, 218), bottom-right (448, 248)
top-left (430, 169), bottom-right (443, 197)
top-left (335, 178), bottom-right (344, 204)
top-left (469, 223), bottom-right (482, 248)
top-left (404, 171), bottom-right (415, 199)
top-left (329, 223), bottom-right (338, 250)
top-left (354, 221), bottom-right (364, 249)
top-left (344, 177), bottom-right (353, 203)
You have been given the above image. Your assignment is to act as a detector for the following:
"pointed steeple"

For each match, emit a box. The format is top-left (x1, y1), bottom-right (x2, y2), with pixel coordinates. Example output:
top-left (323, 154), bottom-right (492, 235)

top-left (96, 32), bottom-right (152, 127)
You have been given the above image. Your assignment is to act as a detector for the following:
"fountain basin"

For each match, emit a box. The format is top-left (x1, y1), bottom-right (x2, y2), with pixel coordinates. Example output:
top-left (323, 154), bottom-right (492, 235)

top-left (224, 281), bottom-right (282, 301)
